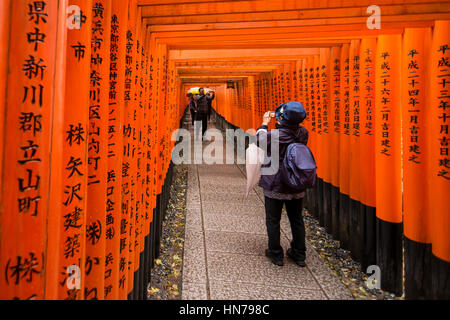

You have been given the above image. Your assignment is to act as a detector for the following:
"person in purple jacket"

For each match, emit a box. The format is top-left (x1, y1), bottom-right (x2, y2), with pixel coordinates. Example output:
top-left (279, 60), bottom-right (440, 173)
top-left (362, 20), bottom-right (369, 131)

top-left (257, 101), bottom-right (308, 267)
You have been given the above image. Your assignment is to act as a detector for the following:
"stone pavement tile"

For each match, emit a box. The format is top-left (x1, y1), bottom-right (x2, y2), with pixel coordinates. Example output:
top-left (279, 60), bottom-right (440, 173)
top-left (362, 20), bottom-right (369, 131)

top-left (186, 192), bottom-right (200, 204)
top-left (235, 163), bottom-right (246, 174)
top-left (182, 252), bottom-right (207, 285)
top-left (182, 282), bottom-right (208, 300)
top-left (199, 176), bottom-right (246, 186)
top-left (202, 197), bottom-right (264, 208)
top-left (207, 252), bottom-right (321, 290)
top-left (200, 183), bottom-right (257, 196)
top-left (304, 245), bottom-right (353, 300)
top-left (201, 192), bottom-right (261, 204)
top-left (202, 202), bottom-right (265, 217)
top-left (198, 168), bottom-right (244, 177)
top-left (184, 229), bottom-right (205, 254)
top-left (279, 217), bottom-right (353, 299)
top-left (197, 164), bottom-right (241, 173)
top-left (187, 176), bottom-right (200, 191)
top-left (182, 230), bottom-right (207, 284)
top-left (203, 214), bottom-right (267, 235)
top-left (198, 147), bottom-right (235, 162)
top-left (187, 165), bottom-right (198, 182)
top-left (185, 207), bottom-right (203, 232)
top-left (186, 184), bottom-right (200, 202)
top-left (187, 169), bottom-right (199, 186)
top-left (209, 280), bottom-right (328, 300)
top-left (187, 177), bottom-right (200, 192)
top-left (278, 224), bottom-right (352, 300)
top-left (186, 195), bottom-right (201, 210)
top-left (205, 230), bottom-right (290, 256)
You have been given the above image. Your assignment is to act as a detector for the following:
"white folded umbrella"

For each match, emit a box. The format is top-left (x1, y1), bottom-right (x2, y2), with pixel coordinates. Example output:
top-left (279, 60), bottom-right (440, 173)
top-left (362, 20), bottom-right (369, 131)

top-left (245, 143), bottom-right (265, 198)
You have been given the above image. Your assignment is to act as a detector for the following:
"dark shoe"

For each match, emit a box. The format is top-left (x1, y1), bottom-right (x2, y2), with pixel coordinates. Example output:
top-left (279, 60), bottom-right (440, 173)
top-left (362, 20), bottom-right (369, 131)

top-left (287, 248), bottom-right (306, 267)
top-left (265, 249), bottom-right (284, 266)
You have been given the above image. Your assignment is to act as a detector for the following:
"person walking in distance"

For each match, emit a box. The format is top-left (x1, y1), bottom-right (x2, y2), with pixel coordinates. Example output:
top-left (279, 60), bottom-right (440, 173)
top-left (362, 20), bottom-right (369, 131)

top-left (257, 102), bottom-right (309, 267)
top-left (187, 92), bottom-right (197, 127)
top-left (195, 88), bottom-right (215, 140)
top-left (206, 90), bottom-right (214, 122)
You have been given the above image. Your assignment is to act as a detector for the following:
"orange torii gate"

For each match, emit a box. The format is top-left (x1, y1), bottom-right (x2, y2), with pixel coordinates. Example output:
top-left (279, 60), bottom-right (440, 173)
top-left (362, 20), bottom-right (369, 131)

top-left (0, 0), bottom-right (449, 300)
top-left (151, 8), bottom-right (449, 298)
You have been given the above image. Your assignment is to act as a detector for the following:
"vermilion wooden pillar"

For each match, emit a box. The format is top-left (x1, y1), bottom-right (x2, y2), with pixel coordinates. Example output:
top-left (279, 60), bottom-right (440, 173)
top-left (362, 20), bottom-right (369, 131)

top-left (84, 0), bottom-right (111, 300)
top-left (59, 0), bottom-right (92, 300)
top-left (402, 27), bottom-right (433, 299)
top-left (375, 34), bottom-right (403, 296)
top-left (319, 48), bottom-right (332, 232)
top-left (263, 73), bottom-right (270, 116)
top-left (312, 54), bottom-right (321, 221)
top-left (156, 44), bottom-right (165, 196)
top-left (142, 26), bottom-right (152, 301)
top-left (297, 60), bottom-right (303, 103)
top-left (0, 0), bottom-right (61, 300)
top-left (147, 34), bottom-right (155, 216)
top-left (287, 62), bottom-right (294, 102)
top-left (269, 70), bottom-right (275, 109)
top-left (302, 58), bottom-right (310, 129)
top-left (255, 76), bottom-right (262, 127)
top-left (348, 39), bottom-right (362, 262)
top-left (358, 37), bottom-right (377, 271)
top-left (142, 18), bottom-right (151, 301)
top-left (148, 34), bottom-right (158, 280)
top-left (282, 64), bottom-right (288, 102)
top-left (45, 0), bottom-right (69, 300)
top-left (162, 48), bottom-right (170, 177)
top-left (125, 0), bottom-right (138, 299)
top-left (293, 61), bottom-right (299, 102)
top-left (248, 76), bottom-right (257, 130)
top-left (289, 62), bottom-right (296, 102)
top-left (132, 8), bottom-right (144, 299)
top-left (0, 0), bottom-right (11, 206)
top-left (153, 40), bottom-right (165, 274)
top-left (429, 20), bottom-right (450, 299)
top-left (270, 71), bottom-right (276, 109)
top-left (329, 46), bottom-right (341, 240)
top-left (338, 43), bottom-right (351, 249)
top-left (120, 0), bottom-right (133, 300)
top-left (163, 45), bottom-right (171, 180)
top-left (107, 0), bottom-right (128, 301)
top-left (313, 55), bottom-right (321, 155)
top-left (303, 57), bottom-right (314, 215)
top-left (266, 73), bottom-right (273, 116)
top-left (316, 51), bottom-right (324, 224)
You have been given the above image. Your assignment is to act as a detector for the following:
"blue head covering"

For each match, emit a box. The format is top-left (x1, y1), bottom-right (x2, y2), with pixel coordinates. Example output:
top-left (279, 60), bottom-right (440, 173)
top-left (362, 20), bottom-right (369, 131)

top-left (275, 101), bottom-right (307, 127)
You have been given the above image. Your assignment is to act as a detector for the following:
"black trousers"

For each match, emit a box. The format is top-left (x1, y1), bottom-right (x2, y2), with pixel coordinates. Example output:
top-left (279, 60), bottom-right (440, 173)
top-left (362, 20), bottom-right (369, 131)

top-left (196, 112), bottom-right (208, 137)
top-left (190, 110), bottom-right (196, 125)
top-left (264, 196), bottom-right (306, 261)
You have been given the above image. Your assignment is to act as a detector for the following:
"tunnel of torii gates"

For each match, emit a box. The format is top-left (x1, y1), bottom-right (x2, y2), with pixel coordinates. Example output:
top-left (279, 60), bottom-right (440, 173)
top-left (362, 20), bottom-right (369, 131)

top-left (0, 0), bottom-right (449, 301)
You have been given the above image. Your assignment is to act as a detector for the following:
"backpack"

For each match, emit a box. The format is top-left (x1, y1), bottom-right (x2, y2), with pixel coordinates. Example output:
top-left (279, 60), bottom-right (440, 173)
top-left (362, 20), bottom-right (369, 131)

top-left (280, 143), bottom-right (317, 192)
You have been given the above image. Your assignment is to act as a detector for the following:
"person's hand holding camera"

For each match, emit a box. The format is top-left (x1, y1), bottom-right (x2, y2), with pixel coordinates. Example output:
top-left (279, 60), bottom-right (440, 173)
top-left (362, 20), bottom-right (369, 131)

top-left (263, 111), bottom-right (272, 126)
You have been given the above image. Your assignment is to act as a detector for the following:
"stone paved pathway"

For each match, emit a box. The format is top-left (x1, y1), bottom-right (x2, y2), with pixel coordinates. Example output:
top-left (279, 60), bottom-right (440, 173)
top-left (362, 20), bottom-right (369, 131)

top-left (181, 121), bottom-right (353, 300)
